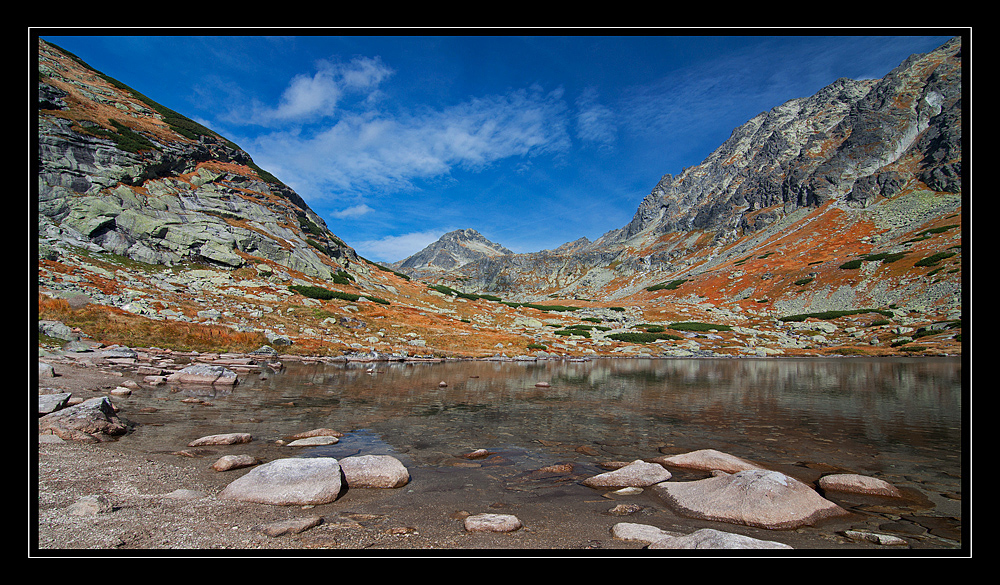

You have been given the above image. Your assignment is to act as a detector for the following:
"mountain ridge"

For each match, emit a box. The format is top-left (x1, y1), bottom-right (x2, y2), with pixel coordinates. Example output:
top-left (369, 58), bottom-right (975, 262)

top-left (430, 37), bottom-right (963, 315)
top-left (35, 36), bottom-right (964, 360)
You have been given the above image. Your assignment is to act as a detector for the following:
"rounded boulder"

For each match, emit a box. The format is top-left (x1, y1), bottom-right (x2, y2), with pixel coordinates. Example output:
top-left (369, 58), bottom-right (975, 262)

top-left (219, 457), bottom-right (342, 506)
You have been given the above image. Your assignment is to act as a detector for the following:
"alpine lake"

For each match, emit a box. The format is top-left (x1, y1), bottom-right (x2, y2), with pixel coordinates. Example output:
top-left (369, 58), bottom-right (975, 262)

top-left (112, 355), bottom-right (965, 552)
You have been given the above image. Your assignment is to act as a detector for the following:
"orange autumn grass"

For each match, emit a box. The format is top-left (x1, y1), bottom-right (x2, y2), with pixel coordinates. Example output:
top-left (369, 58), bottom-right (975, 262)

top-left (37, 294), bottom-right (268, 353)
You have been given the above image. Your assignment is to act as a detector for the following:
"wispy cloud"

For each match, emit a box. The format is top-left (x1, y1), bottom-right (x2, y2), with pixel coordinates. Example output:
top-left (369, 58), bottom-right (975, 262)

top-left (249, 82), bottom-right (573, 203)
top-left (575, 87), bottom-right (617, 149)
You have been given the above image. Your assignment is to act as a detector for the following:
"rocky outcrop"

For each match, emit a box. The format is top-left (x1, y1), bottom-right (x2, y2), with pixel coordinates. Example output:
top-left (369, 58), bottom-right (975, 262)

top-left (37, 39), bottom-right (357, 281)
top-left (602, 36), bottom-right (962, 247)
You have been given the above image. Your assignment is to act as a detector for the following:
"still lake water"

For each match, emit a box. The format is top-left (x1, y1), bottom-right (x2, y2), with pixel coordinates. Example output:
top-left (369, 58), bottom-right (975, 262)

top-left (128, 356), bottom-right (965, 550)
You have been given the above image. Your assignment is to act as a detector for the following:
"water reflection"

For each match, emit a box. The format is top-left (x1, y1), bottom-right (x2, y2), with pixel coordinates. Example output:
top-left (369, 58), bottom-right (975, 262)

top-left (111, 356), bottom-right (963, 548)
top-left (178, 357), bottom-right (961, 482)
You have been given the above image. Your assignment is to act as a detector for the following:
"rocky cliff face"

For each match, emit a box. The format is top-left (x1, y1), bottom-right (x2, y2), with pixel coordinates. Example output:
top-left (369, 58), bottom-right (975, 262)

top-left (392, 229), bottom-right (513, 278)
top-left (36, 40), bottom-right (357, 281)
top-left (600, 36), bottom-right (962, 248)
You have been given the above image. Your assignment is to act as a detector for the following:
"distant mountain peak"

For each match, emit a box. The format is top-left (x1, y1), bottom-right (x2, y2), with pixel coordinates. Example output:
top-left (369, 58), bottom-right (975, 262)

top-left (393, 229), bottom-right (512, 277)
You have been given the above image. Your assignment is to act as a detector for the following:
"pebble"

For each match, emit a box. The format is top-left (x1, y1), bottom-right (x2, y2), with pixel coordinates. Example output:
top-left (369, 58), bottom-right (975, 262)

top-left (286, 436), bottom-right (339, 447)
top-left (256, 515), bottom-right (323, 537)
top-left (188, 432), bottom-right (252, 446)
top-left (464, 513), bottom-right (522, 533)
top-left (67, 495), bottom-right (112, 516)
top-left (211, 454), bottom-right (260, 472)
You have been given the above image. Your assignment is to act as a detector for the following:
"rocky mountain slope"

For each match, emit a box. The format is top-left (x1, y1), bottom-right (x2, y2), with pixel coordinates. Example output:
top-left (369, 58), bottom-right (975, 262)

top-left (443, 36), bottom-right (964, 315)
top-left (391, 229), bottom-right (512, 278)
top-left (37, 40), bottom-right (358, 282)
top-left (35, 37), bottom-right (964, 361)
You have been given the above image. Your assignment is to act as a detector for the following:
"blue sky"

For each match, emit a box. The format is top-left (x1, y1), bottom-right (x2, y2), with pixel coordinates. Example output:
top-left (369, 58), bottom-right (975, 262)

top-left (39, 31), bottom-right (956, 263)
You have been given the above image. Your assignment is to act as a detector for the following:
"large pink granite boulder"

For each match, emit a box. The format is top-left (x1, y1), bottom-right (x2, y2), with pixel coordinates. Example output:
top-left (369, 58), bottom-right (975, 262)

top-left (652, 469), bottom-right (850, 529)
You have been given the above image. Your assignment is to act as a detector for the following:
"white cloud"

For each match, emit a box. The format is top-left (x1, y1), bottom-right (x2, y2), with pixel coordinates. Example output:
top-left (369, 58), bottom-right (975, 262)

top-left (330, 203), bottom-right (374, 219)
top-left (250, 84), bottom-right (572, 202)
top-left (355, 229), bottom-right (451, 262)
top-left (249, 56), bottom-right (394, 125)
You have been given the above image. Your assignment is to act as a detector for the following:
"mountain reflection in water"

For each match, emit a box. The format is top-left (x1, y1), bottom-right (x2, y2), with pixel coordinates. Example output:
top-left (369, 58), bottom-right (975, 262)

top-left (165, 357), bottom-right (961, 480)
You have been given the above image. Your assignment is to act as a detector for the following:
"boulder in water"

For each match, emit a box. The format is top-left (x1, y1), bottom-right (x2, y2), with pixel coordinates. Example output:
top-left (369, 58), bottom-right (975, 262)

top-left (652, 468), bottom-right (850, 529)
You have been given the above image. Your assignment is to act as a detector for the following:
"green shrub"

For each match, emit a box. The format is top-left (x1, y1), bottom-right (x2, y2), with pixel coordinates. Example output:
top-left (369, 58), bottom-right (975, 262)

top-left (793, 277), bottom-right (814, 286)
top-left (637, 324), bottom-right (665, 333)
top-left (288, 285), bottom-right (389, 305)
top-left (914, 251), bottom-right (957, 267)
top-left (839, 259), bottom-right (863, 269)
top-left (779, 309), bottom-right (893, 322)
top-left (916, 224), bottom-right (958, 236)
top-left (527, 343), bottom-right (547, 350)
top-left (430, 284), bottom-right (501, 302)
top-left (565, 324), bottom-right (611, 332)
top-left (289, 285), bottom-right (357, 302)
top-left (646, 279), bottom-right (688, 291)
top-left (554, 329), bottom-right (590, 338)
top-left (862, 252), bottom-right (908, 264)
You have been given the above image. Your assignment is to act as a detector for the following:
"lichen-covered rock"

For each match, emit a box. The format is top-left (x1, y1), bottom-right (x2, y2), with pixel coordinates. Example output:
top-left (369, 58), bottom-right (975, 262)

top-left (464, 513), bottom-right (522, 533)
top-left (167, 364), bottom-right (239, 385)
top-left (210, 454), bottom-right (260, 472)
top-left (188, 432), bottom-right (252, 447)
top-left (649, 528), bottom-right (794, 549)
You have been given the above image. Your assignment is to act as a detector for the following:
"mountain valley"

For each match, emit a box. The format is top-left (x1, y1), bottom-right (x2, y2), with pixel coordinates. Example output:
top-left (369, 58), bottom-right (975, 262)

top-left (35, 37), bottom-right (965, 361)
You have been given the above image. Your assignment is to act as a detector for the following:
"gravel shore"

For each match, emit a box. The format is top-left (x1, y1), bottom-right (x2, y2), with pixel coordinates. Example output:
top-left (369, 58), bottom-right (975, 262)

top-left (34, 362), bottom-right (649, 554)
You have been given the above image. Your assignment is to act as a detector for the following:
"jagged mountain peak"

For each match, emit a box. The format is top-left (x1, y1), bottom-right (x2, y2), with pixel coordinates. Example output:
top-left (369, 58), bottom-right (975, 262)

top-left (393, 229), bottom-right (513, 277)
top-left (603, 36), bottom-right (962, 250)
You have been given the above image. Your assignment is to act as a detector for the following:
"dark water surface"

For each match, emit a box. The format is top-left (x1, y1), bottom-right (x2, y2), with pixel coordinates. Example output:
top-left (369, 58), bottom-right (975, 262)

top-left (121, 356), bottom-right (965, 551)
